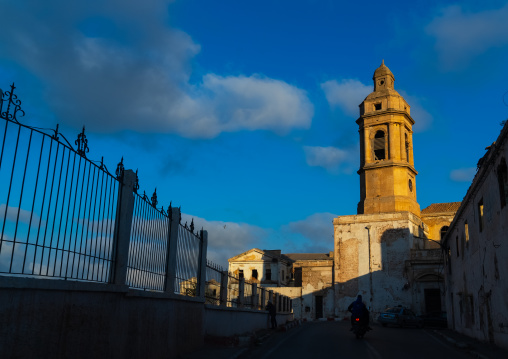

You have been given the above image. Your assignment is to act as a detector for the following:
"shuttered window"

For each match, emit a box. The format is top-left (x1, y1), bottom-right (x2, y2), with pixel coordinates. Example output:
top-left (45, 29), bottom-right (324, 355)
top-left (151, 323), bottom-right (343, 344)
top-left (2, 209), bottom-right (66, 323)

top-left (374, 130), bottom-right (386, 160)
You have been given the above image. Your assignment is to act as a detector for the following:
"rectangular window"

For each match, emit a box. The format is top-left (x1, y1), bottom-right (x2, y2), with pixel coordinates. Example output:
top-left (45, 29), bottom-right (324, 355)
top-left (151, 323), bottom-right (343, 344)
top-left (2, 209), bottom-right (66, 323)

top-left (465, 221), bottom-right (469, 245)
top-left (265, 268), bottom-right (271, 281)
top-left (374, 103), bottom-right (382, 111)
top-left (239, 269), bottom-right (244, 279)
top-left (252, 269), bottom-right (258, 280)
top-left (478, 199), bottom-right (484, 232)
top-left (498, 160), bottom-right (508, 208)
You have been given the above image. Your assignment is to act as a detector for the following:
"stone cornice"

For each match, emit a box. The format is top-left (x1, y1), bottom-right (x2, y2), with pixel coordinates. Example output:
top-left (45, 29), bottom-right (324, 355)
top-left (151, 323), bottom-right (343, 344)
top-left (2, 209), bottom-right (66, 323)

top-left (356, 109), bottom-right (415, 125)
top-left (358, 160), bottom-right (418, 175)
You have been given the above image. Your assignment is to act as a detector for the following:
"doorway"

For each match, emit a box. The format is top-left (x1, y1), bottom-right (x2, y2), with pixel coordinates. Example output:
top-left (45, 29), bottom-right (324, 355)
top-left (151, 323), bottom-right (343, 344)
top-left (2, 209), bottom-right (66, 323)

top-left (425, 289), bottom-right (441, 313)
top-left (315, 296), bottom-right (323, 319)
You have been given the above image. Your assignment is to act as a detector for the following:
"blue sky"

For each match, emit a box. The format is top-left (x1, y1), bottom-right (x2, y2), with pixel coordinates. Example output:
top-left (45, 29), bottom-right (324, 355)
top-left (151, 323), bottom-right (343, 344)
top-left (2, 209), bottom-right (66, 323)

top-left (1, 0), bottom-right (508, 267)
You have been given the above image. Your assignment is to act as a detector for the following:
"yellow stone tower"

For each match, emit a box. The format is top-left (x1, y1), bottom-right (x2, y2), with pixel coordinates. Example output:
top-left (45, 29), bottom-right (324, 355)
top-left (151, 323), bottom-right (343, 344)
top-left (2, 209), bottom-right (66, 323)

top-left (357, 61), bottom-right (420, 216)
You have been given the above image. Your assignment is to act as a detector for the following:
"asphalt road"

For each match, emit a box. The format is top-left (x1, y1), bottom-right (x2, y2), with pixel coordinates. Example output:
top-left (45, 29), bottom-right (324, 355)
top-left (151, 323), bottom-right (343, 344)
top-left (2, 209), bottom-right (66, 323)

top-left (240, 320), bottom-right (473, 359)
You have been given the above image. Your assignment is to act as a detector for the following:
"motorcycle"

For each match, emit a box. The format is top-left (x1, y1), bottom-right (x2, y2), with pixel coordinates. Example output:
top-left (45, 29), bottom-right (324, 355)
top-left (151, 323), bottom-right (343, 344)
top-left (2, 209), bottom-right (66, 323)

top-left (351, 314), bottom-right (368, 339)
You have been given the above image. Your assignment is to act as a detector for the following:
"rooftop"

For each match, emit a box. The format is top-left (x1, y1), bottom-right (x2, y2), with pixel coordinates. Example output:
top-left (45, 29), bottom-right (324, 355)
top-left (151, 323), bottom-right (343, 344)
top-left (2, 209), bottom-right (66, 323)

top-left (421, 202), bottom-right (461, 215)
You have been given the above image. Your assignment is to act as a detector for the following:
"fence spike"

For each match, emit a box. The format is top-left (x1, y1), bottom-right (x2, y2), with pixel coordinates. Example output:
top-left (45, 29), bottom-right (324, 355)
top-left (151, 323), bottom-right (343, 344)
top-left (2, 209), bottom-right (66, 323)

top-left (151, 188), bottom-right (158, 208)
top-left (134, 169), bottom-right (140, 193)
top-left (75, 126), bottom-right (90, 157)
top-left (115, 157), bottom-right (124, 179)
top-left (53, 124), bottom-right (59, 140)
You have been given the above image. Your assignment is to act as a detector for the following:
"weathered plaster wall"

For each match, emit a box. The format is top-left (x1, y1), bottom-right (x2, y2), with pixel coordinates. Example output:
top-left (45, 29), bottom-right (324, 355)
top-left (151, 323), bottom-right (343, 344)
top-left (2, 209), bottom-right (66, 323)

top-left (297, 260), bottom-right (334, 320)
top-left (444, 131), bottom-right (508, 350)
top-left (333, 211), bottom-right (425, 319)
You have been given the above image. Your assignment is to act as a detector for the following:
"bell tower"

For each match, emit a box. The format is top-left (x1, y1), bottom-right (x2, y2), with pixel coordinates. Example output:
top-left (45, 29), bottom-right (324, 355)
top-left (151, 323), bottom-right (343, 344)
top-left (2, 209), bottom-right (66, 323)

top-left (357, 61), bottom-right (420, 216)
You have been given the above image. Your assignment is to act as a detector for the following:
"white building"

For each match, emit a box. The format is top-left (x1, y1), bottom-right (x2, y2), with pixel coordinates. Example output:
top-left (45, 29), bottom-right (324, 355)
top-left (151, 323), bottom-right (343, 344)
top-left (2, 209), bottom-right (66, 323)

top-left (443, 121), bottom-right (508, 350)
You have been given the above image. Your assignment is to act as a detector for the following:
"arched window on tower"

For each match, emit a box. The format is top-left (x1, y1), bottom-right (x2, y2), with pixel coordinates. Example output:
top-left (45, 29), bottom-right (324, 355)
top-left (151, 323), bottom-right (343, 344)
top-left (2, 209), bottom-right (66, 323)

top-left (405, 133), bottom-right (410, 162)
top-left (440, 226), bottom-right (449, 241)
top-left (373, 130), bottom-right (386, 160)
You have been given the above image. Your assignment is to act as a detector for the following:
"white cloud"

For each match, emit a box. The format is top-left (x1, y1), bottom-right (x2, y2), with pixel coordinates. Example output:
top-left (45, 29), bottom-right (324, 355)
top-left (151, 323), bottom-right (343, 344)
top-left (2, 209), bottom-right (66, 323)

top-left (0, 204), bottom-right (41, 225)
top-left (172, 74), bottom-right (313, 138)
top-left (321, 78), bottom-right (432, 132)
top-left (303, 145), bottom-right (358, 173)
top-left (181, 213), bottom-right (269, 268)
top-left (284, 212), bottom-right (337, 253)
top-left (426, 4), bottom-right (508, 69)
top-left (398, 91), bottom-right (433, 132)
top-left (0, 1), bottom-right (313, 138)
top-left (450, 167), bottom-right (476, 182)
top-left (321, 79), bottom-right (371, 117)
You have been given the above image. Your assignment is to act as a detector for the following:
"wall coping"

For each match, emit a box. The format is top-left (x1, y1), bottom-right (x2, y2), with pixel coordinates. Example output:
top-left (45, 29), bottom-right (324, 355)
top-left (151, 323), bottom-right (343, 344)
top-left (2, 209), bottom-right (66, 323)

top-left (0, 276), bottom-right (204, 303)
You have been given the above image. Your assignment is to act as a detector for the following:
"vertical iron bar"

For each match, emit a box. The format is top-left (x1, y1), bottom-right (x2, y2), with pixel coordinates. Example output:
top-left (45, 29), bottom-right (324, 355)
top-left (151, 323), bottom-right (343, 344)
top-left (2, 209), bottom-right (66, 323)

top-left (45, 142), bottom-right (65, 275)
top-left (92, 168), bottom-right (105, 281)
top-left (68, 155), bottom-right (85, 279)
top-left (75, 160), bottom-right (92, 279)
top-left (60, 151), bottom-right (77, 277)
top-left (85, 165), bottom-right (99, 280)
top-left (81, 163), bottom-right (96, 280)
top-left (53, 148), bottom-right (71, 277)
top-left (101, 176), bottom-right (115, 282)
top-left (21, 131), bottom-right (35, 273)
top-left (41, 142), bottom-right (61, 275)
top-left (28, 135), bottom-right (46, 274)
top-left (35, 133), bottom-right (55, 276)
top-left (0, 117), bottom-right (9, 171)
top-left (10, 129), bottom-right (32, 272)
top-left (0, 125), bottom-right (21, 258)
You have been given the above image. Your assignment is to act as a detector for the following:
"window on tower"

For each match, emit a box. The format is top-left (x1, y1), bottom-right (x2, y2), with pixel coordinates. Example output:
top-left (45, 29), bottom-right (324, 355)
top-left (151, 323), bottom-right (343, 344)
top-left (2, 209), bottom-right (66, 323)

top-left (405, 134), bottom-right (410, 162)
top-left (373, 130), bottom-right (386, 160)
top-left (374, 103), bottom-right (382, 111)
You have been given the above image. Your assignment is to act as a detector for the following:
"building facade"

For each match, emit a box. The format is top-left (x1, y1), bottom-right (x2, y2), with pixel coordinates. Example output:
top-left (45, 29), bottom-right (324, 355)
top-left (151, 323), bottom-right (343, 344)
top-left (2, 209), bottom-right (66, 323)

top-left (443, 122), bottom-right (508, 350)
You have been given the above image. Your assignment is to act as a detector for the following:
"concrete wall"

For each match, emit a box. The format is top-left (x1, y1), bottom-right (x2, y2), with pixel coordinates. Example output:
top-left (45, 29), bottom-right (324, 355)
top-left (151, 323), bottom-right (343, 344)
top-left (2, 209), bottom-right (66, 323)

top-left (0, 277), bottom-right (204, 359)
top-left (204, 305), bottom-right (293, 337)
top-left (444, 125), bottom-right (508, 350)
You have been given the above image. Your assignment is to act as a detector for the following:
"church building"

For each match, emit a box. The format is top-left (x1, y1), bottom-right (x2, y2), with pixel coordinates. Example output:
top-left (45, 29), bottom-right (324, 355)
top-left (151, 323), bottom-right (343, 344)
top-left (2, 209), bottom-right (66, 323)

top-left (333, 61), bottom-right (459, 318)
top-left (228, 62), bottom-right (460, 321)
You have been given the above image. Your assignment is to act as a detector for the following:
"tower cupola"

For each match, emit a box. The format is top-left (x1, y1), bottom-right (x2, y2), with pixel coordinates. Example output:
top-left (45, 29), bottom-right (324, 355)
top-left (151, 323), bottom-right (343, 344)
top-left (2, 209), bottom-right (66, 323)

top-left (373, 60), bottom-right (395, 91)
top-left (356, 61), bottom-right (420, 216)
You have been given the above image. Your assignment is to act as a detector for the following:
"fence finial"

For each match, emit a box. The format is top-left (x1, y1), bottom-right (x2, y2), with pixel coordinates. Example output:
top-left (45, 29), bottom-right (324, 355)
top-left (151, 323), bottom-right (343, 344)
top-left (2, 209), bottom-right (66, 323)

top-left (134, 169), bottom-right (140, 193)
top-left (53, 124), bottom-right (59, 141)
top-left (0, 83), bottom-right (25, 122)
top-left (151, 188), bottom-right (158, 208)
top-left (116, 157), bottom-right (124, 179)
top-left (190, 218), bottom-right (195, 232)
top-left (76, 126), bottom-right (90, 157)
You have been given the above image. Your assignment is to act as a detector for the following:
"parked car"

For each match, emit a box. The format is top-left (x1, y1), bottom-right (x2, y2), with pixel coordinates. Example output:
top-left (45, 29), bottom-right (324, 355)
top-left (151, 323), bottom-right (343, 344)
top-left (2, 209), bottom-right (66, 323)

top-left (377, 306), bottom-right (424, 328)
top-left (418, 312), bottom-right (447, 328)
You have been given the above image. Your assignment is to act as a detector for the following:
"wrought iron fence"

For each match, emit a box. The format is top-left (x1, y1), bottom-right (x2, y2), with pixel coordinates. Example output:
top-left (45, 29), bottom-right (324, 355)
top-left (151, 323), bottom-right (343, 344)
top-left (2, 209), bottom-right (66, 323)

top-left (175, 221), bottom-right (202, 296)
top-left (0, 84), bottom-right (119, 282)
top-left (205, 260), bottom-right (222, 305)
top-left (227, 272), bottom-right (240, 307)
top-left (243, 279), bottom-right (254, 308)
top-left (126, 192), bottom-right (170, 291)
top-left (0, 83), bottom-right (207, 296)
top-left (257, 286), bottom-right (264, 310)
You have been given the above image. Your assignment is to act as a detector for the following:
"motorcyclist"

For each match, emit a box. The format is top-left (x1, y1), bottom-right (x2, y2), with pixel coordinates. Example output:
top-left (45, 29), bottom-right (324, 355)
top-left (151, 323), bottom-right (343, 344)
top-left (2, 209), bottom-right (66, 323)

top-left (347, 295), bottom-right (371, 331)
